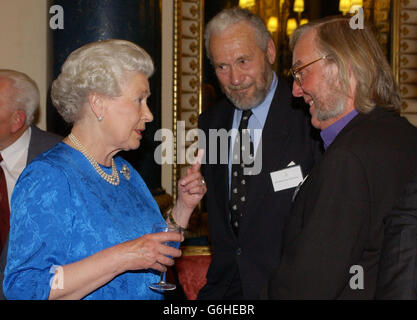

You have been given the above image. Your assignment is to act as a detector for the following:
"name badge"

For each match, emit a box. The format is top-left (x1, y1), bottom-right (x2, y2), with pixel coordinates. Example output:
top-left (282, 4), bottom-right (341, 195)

top-left (270, 165), bottom-right (304, 192)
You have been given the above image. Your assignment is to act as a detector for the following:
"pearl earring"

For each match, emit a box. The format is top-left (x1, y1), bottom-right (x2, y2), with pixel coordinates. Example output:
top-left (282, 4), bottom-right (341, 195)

top-left (98, 115), bottom-right (103, 121)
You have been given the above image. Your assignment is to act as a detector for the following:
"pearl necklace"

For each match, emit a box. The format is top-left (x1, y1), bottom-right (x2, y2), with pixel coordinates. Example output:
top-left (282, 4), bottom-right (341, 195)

top-left (68, 133), bottom-right (120, 186)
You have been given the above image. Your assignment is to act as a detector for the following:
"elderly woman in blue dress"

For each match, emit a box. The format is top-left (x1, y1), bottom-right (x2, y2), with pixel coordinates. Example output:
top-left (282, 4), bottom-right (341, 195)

top-left (3, 39), bottom-right (206, 300)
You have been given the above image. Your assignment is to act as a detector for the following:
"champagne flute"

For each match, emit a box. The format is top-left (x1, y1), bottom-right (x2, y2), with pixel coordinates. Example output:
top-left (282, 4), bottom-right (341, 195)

top-left (149, 222), bottom-right (181, 291)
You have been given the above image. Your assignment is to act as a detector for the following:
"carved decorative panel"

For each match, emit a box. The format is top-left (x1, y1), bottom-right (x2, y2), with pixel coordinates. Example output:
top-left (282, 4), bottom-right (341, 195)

top-left (392, 0), bottom-right (417, 126)
top-left (173, 0), bottom-right (203, 201)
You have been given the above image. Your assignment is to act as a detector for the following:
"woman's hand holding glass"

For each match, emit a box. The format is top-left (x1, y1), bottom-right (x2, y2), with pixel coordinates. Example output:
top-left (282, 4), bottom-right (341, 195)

top-left (48, 227), bottom-right (183, 300)
top-left (117, 227), bottom-right (182, 274)
top-left (149, 223), bottom-right (182, 291)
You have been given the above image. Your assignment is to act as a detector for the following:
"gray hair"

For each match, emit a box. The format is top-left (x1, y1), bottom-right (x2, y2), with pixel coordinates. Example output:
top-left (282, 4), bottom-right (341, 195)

top-left (0, 69), bottom-right (40, 125)
top-left (51, 39), bottom-right (154, 123)
top-left (290, 16), bottom-right (401, 113)
top-left (204, 7), bottom-right (271, 63)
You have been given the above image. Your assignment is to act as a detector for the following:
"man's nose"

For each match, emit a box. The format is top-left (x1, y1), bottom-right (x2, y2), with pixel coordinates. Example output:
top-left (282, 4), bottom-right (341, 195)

top-left (292, 81), bottom-right (303, 97)
top-left (230, 67), bottom-right (243, 86)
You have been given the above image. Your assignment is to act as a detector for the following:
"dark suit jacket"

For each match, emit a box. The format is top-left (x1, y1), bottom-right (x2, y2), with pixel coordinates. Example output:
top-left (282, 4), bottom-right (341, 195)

top-left (376, 171), bottom-right (417, 299)
top-left (0, 125), bottom-right (61, 299)
top-left (263, 108), bottom-right (417, 299)
top-left (197, 78), bottom-right (322, 299)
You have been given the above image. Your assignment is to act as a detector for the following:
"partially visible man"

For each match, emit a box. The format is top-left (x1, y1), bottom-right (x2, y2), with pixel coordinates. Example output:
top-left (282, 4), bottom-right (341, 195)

top-left (198, 7), bottom-right (321, 299)
top-left (263, 16), bottom-right (417, 299)
top-left (376, 170), bottom-right (417, 300)
top-left (0, 69), bottom-right (62, 299)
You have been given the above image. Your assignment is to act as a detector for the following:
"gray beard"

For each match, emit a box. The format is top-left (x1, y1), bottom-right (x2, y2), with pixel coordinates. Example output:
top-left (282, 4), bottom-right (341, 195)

top-left (314, 72), bottom-right (347, 121)
top-left (315, 97), bottom-right (346, 121)
top-left (222, 62), bottom-right (273, 110)
top-left (224, 85), bottom-right (268, 110)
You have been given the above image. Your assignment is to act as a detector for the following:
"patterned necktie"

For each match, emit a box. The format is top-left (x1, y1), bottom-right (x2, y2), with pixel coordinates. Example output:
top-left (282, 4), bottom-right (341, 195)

top-left (229, 110), bottom-right (254, 236)
top-left (0, 153), bottom-right (10, 251)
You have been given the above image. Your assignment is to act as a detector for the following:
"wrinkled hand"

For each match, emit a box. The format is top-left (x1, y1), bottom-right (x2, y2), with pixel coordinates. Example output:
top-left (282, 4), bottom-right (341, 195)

top-left (177, 149), bottom-right (207, 211)
top-left (119, 231), bottom-right (182, 273)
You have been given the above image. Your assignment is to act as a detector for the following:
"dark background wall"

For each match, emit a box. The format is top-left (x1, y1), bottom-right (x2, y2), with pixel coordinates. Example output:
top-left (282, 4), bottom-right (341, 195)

top-left (47, 0), bottom-right (162, 192)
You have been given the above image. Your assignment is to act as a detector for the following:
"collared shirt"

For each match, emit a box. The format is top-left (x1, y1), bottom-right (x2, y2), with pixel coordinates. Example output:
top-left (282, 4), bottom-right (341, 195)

top-left (1, 126), bottom-right (31, 205)
top-left (320, 109), bottom-right (358, 150)
top-left (228, 72), bottom-right (278, 191)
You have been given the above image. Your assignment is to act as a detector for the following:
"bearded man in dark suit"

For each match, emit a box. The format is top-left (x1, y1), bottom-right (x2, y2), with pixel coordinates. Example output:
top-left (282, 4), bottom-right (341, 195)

top-left (0, 70), bottom-right (62, 299)
top-left (197, 7), bottom-right (321, 299)
top-left (263, 16), bottom-right (417, 299)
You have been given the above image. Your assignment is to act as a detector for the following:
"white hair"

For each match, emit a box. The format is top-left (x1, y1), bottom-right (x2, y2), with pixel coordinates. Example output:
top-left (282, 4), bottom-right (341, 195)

top-left (204, 7), bottom-right (272, 63)
top-left (0, 69), bottom-right (40, 125)
top-left (51, 39), bottom-right (154, 123)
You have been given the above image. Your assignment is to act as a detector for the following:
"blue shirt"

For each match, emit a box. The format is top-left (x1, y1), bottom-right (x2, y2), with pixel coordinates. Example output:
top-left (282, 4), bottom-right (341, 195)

top-left (228, 72), bottom-right (278, 191)
top-left (320, 109), bottom-right (359, 150)
top-left (4, 142), bottom-right (165, 300)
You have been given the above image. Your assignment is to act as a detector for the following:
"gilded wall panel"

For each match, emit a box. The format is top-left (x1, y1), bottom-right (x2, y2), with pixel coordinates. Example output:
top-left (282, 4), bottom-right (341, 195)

top-left (173, 0), bottom-right (203, 203)
top-left (393, 0), bottom-right (417, 126)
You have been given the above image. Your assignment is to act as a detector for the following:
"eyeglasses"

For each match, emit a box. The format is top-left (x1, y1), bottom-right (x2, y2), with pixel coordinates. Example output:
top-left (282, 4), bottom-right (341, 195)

top-left (290, 55), bottom-right (328, 86)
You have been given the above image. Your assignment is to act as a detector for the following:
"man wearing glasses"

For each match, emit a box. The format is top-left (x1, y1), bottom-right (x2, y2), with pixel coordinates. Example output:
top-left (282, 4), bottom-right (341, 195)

top-left (262, 16), bottom-right (417, 299)
top-left (197, 7), bottom-right (322, 299)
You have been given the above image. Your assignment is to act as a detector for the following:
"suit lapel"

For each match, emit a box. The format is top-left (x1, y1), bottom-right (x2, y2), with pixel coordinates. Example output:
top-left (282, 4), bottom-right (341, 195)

top-left (26, 125), bottom-right (62, 164)
top-left (210, 101), bottom-right (235, 223)
top-left (27, 125), bottom-right (40, 164)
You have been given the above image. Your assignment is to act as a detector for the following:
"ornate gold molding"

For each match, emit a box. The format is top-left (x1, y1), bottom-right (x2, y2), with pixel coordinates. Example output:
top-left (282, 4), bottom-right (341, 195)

top-left (172, 0), bottom-right (204, 201)
top-left (181, 245), bottom-right (212, 256)
top-left (392, 0), bottom-right (417, 126)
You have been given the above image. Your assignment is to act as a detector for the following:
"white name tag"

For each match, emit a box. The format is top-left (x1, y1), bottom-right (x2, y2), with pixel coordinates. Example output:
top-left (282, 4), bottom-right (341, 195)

top-left (270, 165), bottom-right (304, 192)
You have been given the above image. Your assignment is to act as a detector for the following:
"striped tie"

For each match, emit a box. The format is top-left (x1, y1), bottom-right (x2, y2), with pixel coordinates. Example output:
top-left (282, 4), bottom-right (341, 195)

top-left (0, 154), bottom-right (10, 251)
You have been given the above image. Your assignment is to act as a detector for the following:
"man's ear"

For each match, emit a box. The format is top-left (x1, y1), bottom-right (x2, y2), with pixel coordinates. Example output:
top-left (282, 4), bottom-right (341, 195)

top-left (88, 92), bottom-right (105, 120)
top-left (10, 110), bottom-right (26, 133)
top-left (266, 38), bottom-right (276, 65)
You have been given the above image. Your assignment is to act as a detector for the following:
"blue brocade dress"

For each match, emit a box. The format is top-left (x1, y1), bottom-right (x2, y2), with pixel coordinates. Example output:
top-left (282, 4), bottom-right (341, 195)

top-left (3, 142), bottom-right (165, 300)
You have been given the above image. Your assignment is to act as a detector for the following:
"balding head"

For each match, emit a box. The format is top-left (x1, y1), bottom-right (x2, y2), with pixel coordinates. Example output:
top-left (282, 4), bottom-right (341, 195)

top-left (0, 70), bottom-right (39, 150)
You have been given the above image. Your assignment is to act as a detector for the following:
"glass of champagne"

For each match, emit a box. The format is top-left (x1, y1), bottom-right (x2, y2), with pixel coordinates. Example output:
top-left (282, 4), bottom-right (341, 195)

top-left (149, 222), bottom-right (181, 291)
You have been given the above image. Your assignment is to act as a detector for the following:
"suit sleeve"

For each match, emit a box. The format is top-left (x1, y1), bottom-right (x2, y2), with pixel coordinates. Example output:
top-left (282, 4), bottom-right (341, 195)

top-left (265, 147), bottom-right (371, 299)
top-left (376, 177), bottom-right (417, 299)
